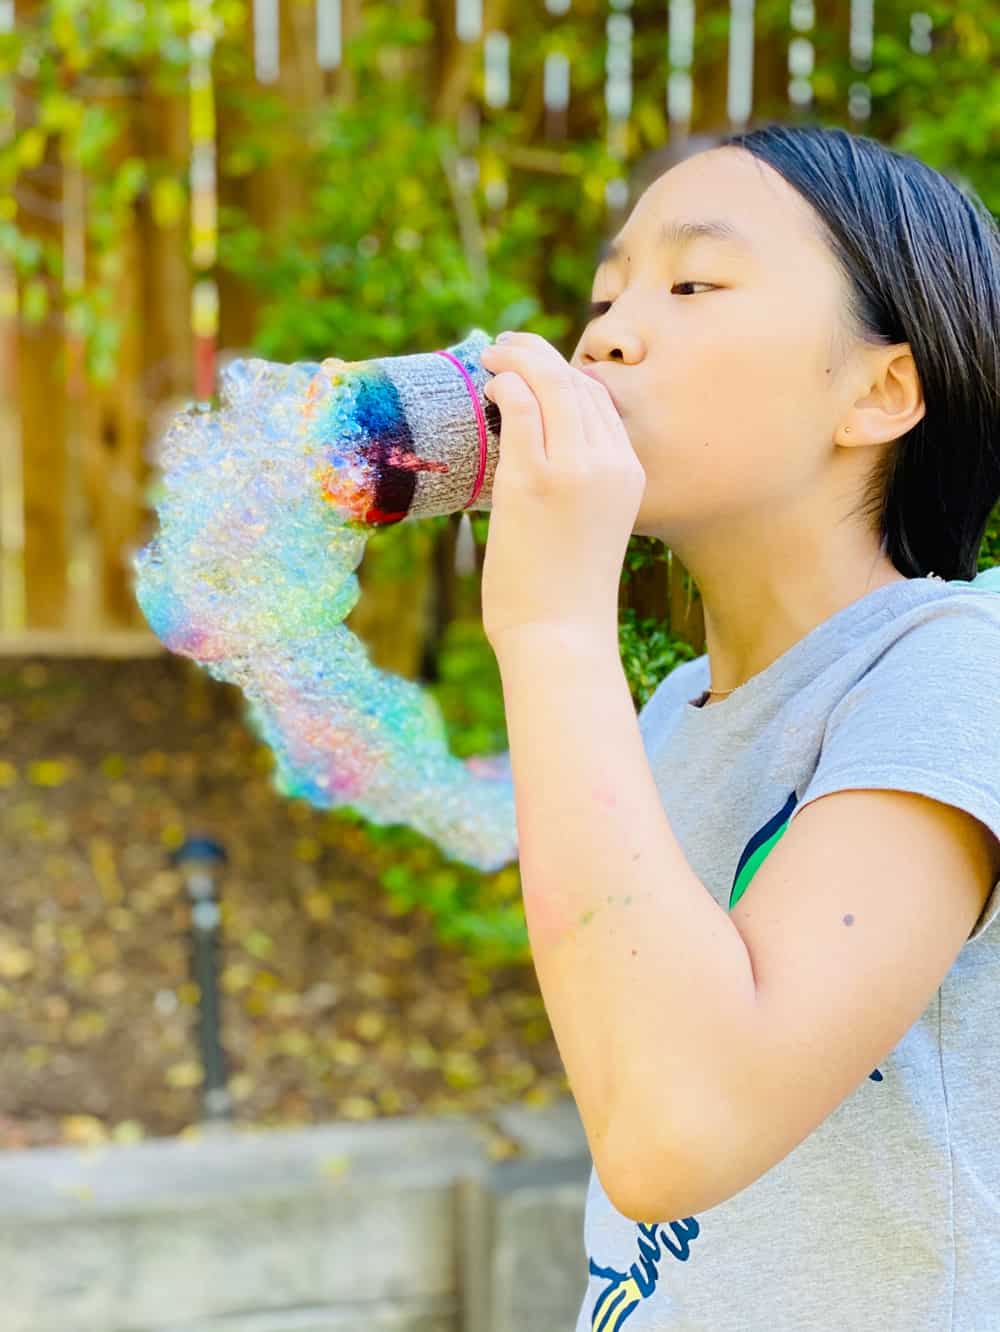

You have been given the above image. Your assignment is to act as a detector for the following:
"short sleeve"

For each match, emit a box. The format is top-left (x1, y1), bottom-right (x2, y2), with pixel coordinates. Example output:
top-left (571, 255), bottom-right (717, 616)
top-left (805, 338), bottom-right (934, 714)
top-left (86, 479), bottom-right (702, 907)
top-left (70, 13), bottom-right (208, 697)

top-left (786, 596), bottom-right (1000, 944)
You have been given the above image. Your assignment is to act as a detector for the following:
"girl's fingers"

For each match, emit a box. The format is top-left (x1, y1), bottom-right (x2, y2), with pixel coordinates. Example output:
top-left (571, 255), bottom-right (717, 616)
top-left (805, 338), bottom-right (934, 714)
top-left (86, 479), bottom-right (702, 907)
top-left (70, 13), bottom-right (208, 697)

top-left (483, 341), bottom-right (589, 466)
top-left (484, 372), bottom-right (548, 473)
top-left (543, 371), bottom-right (592, 465)
top-left (506, 364), bottom-right (588, 466)
top-left (572, 371), bottom-right (619, 453)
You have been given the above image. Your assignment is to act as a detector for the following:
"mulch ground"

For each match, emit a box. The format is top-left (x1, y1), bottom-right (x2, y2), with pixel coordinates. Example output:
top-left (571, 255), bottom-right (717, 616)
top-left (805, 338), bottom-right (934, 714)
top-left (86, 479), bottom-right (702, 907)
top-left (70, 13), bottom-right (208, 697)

top-left (0, 654), bottom-right (566, 1156)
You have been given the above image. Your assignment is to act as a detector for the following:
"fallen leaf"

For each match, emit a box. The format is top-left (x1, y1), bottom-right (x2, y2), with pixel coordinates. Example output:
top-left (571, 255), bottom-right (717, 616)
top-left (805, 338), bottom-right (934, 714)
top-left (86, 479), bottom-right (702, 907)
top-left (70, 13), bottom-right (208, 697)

top-left (88, 836), bottom-right (124, 906)
top-left (60, 1114), bottom-right (108, 1146)
top-left (338, 1096), bottom-right (377, 1121)
top-left (355, 1010), bottom-right (387, 1042)
top-left (0, 941), bottom-right (34, 980)
top-left (111, 1120), bottom-right (146, 1144)
top-left (320, 1154), bottom-right (351, 1178)
top-left (27, 759), bottom-right (72, 788)
top-left (166, 1060), bottom-right (204, 1088)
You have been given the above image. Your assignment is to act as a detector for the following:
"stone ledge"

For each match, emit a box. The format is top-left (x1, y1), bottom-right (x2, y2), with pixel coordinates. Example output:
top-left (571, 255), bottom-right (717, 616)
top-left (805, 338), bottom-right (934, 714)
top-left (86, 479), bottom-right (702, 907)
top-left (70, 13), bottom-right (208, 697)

top-left (457, 1155), bottom-right (591, 1332)
top-left (0, 1100), bottom-right (592, 1332)
top-left (0, 1113), bottom-right (492, 1221)
top-left (139, 1297), bottom-right (457, 1332)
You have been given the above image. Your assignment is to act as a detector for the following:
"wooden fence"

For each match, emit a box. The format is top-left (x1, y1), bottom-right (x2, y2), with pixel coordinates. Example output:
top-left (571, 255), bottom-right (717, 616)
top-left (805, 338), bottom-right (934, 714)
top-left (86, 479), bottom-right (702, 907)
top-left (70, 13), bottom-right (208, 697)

top-left (2, 0), bottom-right (934, 662)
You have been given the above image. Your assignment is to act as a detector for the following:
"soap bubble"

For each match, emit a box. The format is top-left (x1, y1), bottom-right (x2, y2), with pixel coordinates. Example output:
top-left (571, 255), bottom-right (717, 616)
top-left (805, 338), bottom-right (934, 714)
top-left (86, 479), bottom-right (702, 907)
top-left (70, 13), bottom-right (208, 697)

top-left (133, 334), bottom-right (517, 872)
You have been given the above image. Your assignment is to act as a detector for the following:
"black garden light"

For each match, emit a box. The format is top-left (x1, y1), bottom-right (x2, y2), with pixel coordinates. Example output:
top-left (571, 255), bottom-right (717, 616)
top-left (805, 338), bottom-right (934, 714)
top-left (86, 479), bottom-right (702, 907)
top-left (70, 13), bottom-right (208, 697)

top-left (169, 836), bottom-right (233, 1126)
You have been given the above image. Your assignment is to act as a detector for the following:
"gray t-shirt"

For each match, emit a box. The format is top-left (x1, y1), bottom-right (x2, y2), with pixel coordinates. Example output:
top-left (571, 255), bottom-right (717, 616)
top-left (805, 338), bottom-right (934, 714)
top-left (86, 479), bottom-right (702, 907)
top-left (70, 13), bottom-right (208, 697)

top-left (575, 572), bottom-right (1000, 1332)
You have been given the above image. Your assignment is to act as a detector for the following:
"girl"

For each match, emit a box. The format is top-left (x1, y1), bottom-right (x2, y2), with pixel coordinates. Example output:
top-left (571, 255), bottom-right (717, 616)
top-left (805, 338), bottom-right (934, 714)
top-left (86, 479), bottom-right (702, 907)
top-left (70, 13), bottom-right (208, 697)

top-left (477, 122), bottom-right (1000, 1330)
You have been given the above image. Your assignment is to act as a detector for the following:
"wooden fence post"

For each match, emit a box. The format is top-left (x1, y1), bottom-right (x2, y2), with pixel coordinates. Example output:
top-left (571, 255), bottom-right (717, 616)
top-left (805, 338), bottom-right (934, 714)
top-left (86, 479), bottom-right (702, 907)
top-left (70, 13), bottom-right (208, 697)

top-left (14, 0), bottom-right (68, 630)
top-left (79, 84), bottom-right (151, 631)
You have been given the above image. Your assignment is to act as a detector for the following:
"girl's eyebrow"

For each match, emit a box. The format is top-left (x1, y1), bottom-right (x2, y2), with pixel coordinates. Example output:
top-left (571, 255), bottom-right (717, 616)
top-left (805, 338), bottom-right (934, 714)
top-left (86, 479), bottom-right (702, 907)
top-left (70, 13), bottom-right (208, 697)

top-left (596, 217), bottom-right (757, 270)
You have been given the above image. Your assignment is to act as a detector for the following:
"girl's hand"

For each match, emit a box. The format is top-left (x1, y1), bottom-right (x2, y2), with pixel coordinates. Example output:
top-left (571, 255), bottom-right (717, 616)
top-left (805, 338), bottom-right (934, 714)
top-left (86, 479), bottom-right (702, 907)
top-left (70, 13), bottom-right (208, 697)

top-left (478, 331), bottom-right (645, 653)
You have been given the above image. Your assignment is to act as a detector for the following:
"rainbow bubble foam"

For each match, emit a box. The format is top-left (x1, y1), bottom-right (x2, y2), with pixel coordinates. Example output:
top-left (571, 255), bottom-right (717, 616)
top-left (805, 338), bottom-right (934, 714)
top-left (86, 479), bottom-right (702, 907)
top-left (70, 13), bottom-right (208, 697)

top-left (133, 339), bottom-right (517, 872)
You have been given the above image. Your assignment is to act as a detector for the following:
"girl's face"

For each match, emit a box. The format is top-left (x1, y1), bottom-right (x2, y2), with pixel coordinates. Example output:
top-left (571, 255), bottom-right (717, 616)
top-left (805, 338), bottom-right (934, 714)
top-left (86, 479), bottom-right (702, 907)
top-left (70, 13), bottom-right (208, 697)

top-left (569, 146), bottom-right (867, 546)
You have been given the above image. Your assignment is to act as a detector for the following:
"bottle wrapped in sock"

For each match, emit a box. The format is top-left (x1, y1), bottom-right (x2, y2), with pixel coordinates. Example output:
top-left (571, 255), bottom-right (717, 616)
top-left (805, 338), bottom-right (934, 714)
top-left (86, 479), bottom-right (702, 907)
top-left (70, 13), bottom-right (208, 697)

top-left (133, 328), bottom-right (517, 873)
top-left (302, 327), bottom-right (502, 525)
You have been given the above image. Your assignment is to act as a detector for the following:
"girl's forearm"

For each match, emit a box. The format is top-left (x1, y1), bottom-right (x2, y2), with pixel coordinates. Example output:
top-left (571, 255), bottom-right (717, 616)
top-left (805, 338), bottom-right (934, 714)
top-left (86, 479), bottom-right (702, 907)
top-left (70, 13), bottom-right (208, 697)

top-left (493, 621), bottom-right (759, 1219)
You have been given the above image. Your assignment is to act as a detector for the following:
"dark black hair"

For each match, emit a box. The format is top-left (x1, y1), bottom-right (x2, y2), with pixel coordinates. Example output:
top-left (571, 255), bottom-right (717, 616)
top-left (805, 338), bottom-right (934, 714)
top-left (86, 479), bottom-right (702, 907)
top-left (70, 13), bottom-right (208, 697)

top-left (716, 122), bottom-right (1000, 582)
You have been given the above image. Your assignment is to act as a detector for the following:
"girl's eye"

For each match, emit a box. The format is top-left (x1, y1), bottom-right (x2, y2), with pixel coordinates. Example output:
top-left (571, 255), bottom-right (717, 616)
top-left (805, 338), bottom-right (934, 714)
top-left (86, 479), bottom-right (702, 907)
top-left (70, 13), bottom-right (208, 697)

top-left (587, 284), bottom-right (716, 318)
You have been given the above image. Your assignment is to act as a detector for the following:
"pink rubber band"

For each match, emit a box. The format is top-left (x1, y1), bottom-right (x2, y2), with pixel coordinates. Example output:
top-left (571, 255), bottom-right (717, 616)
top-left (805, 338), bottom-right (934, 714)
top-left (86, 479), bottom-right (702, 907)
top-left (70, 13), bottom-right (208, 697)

top-left (435, 349), bottom-right (488, 509)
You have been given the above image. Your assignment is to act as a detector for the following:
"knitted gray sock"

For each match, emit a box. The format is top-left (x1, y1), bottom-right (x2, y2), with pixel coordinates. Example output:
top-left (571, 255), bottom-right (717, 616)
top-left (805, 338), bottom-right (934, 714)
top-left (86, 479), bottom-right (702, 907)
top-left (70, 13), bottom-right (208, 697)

top-left (300, 326), bottom-right (500, 525)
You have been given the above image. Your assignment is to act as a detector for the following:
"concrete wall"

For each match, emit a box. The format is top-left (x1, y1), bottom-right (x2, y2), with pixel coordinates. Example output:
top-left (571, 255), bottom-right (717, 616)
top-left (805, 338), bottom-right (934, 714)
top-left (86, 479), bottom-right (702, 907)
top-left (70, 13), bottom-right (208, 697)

top-left (0, 1099), bottom-right (592, 1332)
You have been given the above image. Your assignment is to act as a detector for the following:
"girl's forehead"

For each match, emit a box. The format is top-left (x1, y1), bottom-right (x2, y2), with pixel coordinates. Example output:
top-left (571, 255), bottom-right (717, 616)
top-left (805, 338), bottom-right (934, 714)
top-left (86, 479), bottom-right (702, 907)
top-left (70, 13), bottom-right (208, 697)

top-left (640, 150), bottom-right (823, 254)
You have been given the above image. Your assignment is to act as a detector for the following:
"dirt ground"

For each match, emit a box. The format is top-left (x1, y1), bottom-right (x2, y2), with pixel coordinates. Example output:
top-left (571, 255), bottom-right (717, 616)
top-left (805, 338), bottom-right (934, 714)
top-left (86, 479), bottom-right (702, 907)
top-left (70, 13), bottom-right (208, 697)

top-left (0, 653), bottom-right (567, 1156)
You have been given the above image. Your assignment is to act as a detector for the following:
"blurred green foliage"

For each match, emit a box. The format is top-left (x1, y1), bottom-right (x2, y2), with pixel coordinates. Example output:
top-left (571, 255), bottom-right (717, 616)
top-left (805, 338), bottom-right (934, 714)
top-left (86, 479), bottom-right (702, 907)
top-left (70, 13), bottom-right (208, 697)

top-left (5, 0), bottom-right (998, 965)
top-left (213, 5), bottom-right (616, 363)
